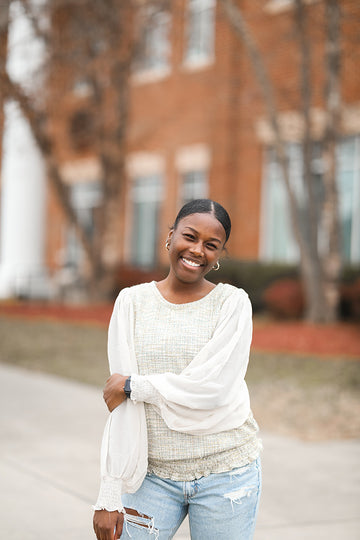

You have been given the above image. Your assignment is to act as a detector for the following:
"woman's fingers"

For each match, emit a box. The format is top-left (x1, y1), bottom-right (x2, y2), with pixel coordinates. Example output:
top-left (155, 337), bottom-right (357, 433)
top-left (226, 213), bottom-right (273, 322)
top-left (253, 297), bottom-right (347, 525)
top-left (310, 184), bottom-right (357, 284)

top-left (115, 512), bottom-right (124, 539)
top-left (93, 510), bottom-right (120, 540)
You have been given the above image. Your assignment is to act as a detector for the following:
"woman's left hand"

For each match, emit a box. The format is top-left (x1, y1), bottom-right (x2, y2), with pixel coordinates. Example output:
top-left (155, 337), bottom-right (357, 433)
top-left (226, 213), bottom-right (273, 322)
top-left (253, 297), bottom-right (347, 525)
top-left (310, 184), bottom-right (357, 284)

top-left (103, 374), bottom-right (128, 412)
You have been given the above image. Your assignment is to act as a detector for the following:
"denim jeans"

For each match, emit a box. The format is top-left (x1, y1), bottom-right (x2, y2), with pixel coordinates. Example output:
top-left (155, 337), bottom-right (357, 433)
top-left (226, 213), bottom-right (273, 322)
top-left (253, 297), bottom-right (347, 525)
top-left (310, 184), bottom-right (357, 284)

top-left (120, 457), bottom-right (261, 540)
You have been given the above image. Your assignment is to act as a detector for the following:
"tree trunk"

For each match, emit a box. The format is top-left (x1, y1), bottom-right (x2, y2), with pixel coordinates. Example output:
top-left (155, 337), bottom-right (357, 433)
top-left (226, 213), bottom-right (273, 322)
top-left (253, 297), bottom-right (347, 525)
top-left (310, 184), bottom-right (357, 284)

top-left (294, 0), bottom-right (328, 321)
top-left (320, 0), bottom-right (342, 321)
top-left (220, 0), bottom-right (343, 321)
top-left (0, 0), bottom-right (138, 300)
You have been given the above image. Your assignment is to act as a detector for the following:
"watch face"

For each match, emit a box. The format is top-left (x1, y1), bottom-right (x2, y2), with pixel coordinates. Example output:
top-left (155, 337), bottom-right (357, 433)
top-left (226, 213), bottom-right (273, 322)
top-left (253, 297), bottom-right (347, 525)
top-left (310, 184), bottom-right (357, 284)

top-left (124, 377), bottom-right (131, 397)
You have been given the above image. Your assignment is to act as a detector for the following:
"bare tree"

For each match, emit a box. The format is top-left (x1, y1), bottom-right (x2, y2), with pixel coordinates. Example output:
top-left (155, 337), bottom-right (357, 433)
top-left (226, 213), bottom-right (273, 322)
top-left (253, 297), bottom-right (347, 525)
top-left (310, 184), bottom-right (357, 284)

top-left (320, 0), bottom-right (342, 319)
top-left (0, 0), bottom-right (166, 298)
top-left (219, 0), bottom-right (343, 322)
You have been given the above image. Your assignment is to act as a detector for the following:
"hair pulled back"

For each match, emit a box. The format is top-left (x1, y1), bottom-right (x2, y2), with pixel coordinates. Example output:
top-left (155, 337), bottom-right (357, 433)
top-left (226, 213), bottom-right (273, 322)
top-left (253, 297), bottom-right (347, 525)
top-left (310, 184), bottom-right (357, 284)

top-left (173, 199), bottom-right (231, 243)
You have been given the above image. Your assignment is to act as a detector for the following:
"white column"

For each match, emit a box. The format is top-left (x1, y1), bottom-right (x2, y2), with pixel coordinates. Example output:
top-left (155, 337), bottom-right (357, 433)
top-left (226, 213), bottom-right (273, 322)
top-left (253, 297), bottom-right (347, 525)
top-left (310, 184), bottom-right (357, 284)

top-left (0, 1), bottom-right (49, 298)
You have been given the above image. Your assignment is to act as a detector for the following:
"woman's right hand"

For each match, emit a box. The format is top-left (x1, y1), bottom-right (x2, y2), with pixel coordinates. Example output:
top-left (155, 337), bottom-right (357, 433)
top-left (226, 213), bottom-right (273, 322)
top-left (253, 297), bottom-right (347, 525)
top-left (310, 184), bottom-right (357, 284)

top-left (93, 509), bottom-right (124, 540)
top-left (103, 373), bottom-right (127, 412)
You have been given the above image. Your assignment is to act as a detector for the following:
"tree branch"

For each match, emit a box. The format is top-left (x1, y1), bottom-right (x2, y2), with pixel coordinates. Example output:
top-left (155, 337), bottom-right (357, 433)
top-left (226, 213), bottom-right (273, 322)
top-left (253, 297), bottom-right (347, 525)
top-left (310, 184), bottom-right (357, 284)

top-left (0, 69), bottom-right (99, 274)
top-left (219, 0), bottom-right (310, 262)
top-left (294, 0), bottom-right (319, 257)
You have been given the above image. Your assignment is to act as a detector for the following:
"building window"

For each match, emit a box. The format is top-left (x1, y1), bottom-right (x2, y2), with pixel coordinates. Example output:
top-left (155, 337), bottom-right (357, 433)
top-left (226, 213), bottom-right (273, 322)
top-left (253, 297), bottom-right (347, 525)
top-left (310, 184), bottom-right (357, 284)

top-left (264, 0), bottom-right (318, 15)
top-left (131, 174), bottom-right (163, 267)
top-left (176, 144), bottom-right (211, 205)
top-left (181, 170), bottom-right (208, 204)
top-left (261, 136), bottom-right (360, 264)
top-left (65, 181), bottom-right (102, 267)
top-left (261, 145), bottom-right (300, 262)
top-left (337, 136), bottom-right (360, 263)
top-left (184, 0), bottom-right (216, 67)
top-left (133, 7), bottom-right (171, 78)
top-left (264, 0), bottom-right (294, 13)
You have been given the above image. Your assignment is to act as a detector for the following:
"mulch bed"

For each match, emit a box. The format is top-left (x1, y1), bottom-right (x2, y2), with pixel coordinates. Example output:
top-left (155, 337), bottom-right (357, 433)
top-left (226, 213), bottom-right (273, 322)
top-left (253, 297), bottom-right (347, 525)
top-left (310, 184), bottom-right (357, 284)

top-left (0, 301), bottom-right (359, 358)
top-left (253, 319), bottom-right (360, 358)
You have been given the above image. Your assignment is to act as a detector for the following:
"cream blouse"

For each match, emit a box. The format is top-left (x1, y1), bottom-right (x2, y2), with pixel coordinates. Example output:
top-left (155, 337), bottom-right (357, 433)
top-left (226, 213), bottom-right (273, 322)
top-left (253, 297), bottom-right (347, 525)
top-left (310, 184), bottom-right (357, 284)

top-left (130, 282), bottom-right (260, 480)
top-left (94, 282), bottom-right (261, 512)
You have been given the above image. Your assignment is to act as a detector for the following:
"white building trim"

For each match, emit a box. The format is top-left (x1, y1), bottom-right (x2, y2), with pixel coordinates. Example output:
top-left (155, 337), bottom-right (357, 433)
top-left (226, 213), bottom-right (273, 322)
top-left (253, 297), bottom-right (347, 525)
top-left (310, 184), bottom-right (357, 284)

top-left (0, 1), bottom-right (50, 298)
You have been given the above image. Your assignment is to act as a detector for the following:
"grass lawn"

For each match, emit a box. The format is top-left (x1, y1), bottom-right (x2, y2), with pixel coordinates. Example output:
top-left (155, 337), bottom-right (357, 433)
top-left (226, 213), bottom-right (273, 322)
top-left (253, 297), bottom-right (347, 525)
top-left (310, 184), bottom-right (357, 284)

top-left (1, 315), bottom-right (359, 440)
top-left (0, 316), bottom-right (109, 386)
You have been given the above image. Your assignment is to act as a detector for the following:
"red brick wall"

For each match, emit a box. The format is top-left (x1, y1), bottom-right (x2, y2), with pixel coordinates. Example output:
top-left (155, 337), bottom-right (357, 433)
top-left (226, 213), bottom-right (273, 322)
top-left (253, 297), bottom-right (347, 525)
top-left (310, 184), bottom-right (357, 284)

top-left (45, 0), bottom-right (360, 273)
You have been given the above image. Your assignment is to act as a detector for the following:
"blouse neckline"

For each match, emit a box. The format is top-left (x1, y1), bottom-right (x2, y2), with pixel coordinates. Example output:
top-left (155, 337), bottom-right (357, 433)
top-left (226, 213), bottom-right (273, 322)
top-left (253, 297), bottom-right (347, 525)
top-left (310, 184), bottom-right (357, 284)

top-left (151, 280), bottom-right (222, 308)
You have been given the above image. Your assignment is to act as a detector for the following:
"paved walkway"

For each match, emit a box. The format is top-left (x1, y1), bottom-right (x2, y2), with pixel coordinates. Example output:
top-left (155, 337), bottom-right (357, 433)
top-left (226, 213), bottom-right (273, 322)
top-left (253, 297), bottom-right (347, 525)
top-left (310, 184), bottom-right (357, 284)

top-left (0, 363), bottom-right (359, 539)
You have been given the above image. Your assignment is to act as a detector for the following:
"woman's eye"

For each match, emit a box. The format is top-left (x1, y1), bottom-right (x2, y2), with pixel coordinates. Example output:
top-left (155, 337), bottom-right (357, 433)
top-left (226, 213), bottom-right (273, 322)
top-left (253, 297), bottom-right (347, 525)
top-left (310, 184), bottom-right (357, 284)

top-left (207, 244), bottom-right (217, 250)
top-left (184, 234), bottom-right (195, 240)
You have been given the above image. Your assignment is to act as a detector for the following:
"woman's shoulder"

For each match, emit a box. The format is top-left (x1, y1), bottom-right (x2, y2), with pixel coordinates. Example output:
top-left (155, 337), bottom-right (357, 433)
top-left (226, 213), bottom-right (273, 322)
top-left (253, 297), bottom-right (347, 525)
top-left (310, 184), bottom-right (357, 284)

top-left (116, 281), bottom-right (154, 302)
top-left (213, 284), bottom-right (252, 321)
top-left (215, 282), bottom-right (249, 303)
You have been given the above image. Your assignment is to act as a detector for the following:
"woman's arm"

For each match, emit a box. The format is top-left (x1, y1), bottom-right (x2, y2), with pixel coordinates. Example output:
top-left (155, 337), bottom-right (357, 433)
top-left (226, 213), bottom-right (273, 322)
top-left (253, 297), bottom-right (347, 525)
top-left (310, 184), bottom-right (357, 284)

top-left (93, 288), bottom-right (148, 514)
top-left (127, 289), bottom-right (253, 434)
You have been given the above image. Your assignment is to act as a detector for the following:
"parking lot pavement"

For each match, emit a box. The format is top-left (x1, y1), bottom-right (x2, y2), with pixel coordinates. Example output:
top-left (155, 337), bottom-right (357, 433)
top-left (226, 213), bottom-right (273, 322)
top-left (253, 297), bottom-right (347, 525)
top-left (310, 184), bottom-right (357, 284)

top-left (0, 363), bottom-right (359, 539)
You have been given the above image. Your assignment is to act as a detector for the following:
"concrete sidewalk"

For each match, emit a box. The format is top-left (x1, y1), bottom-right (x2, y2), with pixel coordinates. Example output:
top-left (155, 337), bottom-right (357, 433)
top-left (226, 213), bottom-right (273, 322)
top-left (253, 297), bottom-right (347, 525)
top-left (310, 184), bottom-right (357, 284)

top-left (0, 363), bottom-right (359, 540)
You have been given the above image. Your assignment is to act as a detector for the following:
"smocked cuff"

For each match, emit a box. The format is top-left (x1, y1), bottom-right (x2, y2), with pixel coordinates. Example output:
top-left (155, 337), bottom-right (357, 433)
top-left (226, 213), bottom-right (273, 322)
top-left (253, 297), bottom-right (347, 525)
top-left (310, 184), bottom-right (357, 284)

top-left (93, 477), bottom-right (124, 512)
top-left (131, 374), bottom-right (161, 406)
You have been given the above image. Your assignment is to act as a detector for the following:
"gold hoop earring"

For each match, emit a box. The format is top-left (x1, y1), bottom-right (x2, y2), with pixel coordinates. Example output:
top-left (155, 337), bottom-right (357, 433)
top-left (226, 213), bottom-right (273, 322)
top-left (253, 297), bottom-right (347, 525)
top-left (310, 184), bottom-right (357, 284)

top-left (165, 240), bottom-right (170, 251)
top-left (213, 261), bottom-right (220, 271)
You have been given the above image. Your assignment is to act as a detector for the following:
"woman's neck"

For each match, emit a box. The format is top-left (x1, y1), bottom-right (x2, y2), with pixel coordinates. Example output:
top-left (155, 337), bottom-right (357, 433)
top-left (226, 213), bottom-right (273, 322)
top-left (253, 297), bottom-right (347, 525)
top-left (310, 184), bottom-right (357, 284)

top-left (156, 275), bottom-right (216, 304)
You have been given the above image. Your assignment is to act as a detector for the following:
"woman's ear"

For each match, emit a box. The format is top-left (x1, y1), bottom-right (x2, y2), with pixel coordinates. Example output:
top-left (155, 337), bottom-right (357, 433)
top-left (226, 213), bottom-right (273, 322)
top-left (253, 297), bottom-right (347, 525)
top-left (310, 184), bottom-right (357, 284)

top-left (165, 229), bottom-right (173, 251)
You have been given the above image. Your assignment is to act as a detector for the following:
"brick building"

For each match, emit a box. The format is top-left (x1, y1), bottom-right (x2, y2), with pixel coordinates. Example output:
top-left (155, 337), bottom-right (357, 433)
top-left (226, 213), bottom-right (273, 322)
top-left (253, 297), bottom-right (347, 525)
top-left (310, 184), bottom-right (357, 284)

top-left (1, 0), bottom-right (359, 297)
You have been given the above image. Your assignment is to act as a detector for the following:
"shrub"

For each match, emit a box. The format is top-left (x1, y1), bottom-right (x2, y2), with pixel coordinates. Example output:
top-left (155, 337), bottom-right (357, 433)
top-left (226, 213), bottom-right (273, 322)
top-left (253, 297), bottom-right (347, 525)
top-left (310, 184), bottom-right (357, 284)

top-left (340, 277), bottom-right (360, 320)
top-left (111, 265), bottom-right (167, 298)
top-left (209, 259), bottom-right (299, 312)
top-left (263, 278), bottom-right (305, 319)
top-left (342, 265), bottom-right (360, 284)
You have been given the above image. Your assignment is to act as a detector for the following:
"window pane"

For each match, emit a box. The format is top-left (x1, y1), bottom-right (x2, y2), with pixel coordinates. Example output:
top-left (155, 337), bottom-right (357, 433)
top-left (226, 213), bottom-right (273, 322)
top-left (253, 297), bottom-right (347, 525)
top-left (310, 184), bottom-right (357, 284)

top-left (132, 200), bottom-right (160, 267)
top-left (65, 181), bottom-right (102, 266)
top-left (337, 136), bottom-right (360, 263)
top-left (181, 170), bottom-right (208, 204)
top-left (185, 0), bottom-right (215, 63)
top-left (262, 151), bottom-right (298, 262)
top-left (131, 175), bottom-right (163, 267)
top-left (262, 136), bottom-right (360, 264)
top-left (134, 9), bottom-right (171, 72)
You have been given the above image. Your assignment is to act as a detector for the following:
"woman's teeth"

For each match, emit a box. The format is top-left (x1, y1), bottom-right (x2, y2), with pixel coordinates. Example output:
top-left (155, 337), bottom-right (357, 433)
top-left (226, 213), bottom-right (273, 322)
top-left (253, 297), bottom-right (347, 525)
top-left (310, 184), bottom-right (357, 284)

top-left (182, 257), bottom-right (201, 267)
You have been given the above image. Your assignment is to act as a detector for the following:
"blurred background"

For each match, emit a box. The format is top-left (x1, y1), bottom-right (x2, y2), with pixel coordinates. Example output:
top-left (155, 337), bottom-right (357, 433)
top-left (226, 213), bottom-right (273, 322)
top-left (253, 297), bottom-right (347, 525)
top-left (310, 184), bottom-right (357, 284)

top-left (0, 0), bottom-right (359, 322)
top-left (0, 1), bottom-right (359, 538)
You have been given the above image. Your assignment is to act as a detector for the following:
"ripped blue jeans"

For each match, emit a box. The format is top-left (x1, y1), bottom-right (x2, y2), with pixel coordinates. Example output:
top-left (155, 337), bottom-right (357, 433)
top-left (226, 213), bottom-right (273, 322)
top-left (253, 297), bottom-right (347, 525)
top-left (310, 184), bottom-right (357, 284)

top-left (120, 457), bottom-right (261, 540)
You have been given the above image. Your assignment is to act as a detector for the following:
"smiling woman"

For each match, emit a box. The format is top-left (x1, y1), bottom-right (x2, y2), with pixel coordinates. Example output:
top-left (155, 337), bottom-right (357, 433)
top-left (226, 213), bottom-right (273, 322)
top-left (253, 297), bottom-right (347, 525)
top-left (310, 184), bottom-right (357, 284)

top-left (93, 199), bottom-right (262, 540)
top-left (162, 210), bottom-right (226, 302)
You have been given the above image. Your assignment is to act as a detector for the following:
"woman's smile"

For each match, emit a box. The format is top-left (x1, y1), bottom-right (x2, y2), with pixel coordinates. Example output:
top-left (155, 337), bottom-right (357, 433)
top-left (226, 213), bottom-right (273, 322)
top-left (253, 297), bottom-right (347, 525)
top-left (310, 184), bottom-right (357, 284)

top-left (180, 256), bottom-right (203, 269)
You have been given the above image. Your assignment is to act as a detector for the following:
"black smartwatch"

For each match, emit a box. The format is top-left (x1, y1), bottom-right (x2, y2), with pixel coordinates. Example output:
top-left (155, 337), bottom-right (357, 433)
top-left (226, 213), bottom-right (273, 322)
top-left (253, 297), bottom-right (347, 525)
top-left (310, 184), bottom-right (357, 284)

top-left (123, 376), bottom-right (132, 399)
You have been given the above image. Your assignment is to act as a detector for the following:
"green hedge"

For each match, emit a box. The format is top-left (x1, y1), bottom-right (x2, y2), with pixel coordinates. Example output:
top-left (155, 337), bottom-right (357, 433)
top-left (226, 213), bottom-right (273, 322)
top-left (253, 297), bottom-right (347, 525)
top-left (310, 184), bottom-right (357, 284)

top-left (341, 264), bottom-right (360, 283)
top-left (209, 259), bottom-right (360, 313)
top-left (208, 259), bottom-right (299, 312)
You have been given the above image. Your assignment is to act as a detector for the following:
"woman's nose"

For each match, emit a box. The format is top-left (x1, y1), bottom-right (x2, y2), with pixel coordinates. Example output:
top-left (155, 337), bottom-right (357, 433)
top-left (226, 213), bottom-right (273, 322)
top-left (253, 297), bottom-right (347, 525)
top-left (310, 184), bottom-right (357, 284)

top-left (189, 242), bottom-right (203, 255)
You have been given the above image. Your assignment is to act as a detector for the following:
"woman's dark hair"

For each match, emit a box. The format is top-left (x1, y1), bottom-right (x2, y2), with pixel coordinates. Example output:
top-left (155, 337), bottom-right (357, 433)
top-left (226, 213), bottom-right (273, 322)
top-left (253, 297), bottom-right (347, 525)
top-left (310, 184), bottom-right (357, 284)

top-left (173, 199), bottom-right (231, 243)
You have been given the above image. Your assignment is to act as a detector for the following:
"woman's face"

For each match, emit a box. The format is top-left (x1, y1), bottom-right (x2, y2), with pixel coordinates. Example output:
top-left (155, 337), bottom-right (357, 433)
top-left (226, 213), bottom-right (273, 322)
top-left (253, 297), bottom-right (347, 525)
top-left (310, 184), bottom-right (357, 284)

top-left (167, 212), bottom-right (226, 284)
